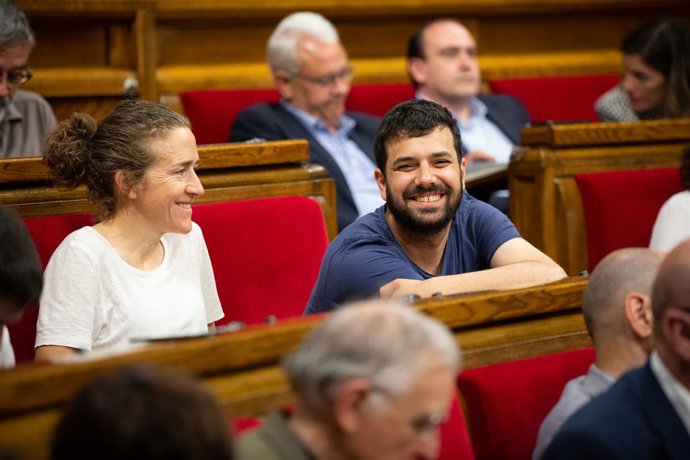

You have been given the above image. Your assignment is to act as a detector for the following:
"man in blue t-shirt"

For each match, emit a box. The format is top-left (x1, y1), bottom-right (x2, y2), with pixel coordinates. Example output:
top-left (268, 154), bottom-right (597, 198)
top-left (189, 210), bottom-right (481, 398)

top-left (305, 99), bottom-right (566, 314)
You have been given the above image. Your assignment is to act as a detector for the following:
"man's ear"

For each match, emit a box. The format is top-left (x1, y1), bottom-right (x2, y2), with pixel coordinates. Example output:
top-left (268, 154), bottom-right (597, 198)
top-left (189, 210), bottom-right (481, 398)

top-left (274, 71), bottom-right (294, 100)
top-left (663, 308), bottom-right (690, 362)
top-left (624, 292), bottom-right (654, 340)
top-left (114, 170), bottom-right (137, 200)
top-left (407, 58), bottom-right (427, 86)
top-left (374, 168), bottom-right (387, 201)
top-left (332, 378), bottom-right (374, 434)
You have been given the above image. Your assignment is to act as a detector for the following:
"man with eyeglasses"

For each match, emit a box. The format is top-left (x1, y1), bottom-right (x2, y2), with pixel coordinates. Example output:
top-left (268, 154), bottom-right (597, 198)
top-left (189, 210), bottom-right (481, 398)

top-left (231, 12), bottom-right (382, 231)
top-left (0, 0), bottom-right (56, 157)
top-left (543, 239), bottom-right (690, 460)
top-left (235, 300), bottom-right (461, 460)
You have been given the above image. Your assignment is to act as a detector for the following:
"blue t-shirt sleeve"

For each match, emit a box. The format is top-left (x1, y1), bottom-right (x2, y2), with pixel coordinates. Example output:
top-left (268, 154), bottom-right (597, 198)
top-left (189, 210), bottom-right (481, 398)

top-left (305, 237), bottom-right (422, 314)
top-left (463, 199), bottom-right (521, 268)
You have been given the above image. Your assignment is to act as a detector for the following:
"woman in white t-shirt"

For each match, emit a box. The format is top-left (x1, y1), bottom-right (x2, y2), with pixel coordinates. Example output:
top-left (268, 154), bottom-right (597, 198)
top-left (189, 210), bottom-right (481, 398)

top-left (650, 148), bottom-right (690, 252)
top-left (34, 99), bottom-right (224, 363)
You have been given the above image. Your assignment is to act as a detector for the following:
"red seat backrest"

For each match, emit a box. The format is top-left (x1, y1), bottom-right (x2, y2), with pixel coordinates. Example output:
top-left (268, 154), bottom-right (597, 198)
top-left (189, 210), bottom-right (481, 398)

top-left (180, 83), bottom-right (415, 145)
top-left (457, 348), bottom-right (595, 460)
top-left (180, 88), bottom-right (281, 145)
top-left (192, 196), bottom-right (329, 326)
top-left (575, 167), bottom-right (682, 272)
top-left (10, 213), bottom-right (94, 364)
top-left (346, 83), bottom-right (415, 117)
top-left (488, 75), bottom-right (619, 123)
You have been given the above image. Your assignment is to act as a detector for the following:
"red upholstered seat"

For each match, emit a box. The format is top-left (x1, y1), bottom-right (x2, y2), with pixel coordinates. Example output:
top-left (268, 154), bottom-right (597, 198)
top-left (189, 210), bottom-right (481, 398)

top-left (575, 167), bottom-right (682, 272)
top-left (180, 88), bottom-right (281, 146)
top-left (9, 213), bottom-right (94, 364)
top-left (180, 83), bottom-right (415, 145)
top-left (346, 82), bottom-right (415, 117)
top-left (192, 196), bottom-right (329, 326)
top-left (457, 348), bottom-right (595, 460)
top-left (488, 75), bottom-right (619, 123)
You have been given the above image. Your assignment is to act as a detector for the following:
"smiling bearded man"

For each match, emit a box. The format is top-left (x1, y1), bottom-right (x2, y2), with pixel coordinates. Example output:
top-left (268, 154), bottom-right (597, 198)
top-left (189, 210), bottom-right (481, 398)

top-left (305, 99), bottom-right (566, 314)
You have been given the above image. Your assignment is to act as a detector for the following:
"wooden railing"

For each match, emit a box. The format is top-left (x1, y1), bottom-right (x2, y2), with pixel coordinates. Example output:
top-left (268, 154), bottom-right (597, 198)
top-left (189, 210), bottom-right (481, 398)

top-left (0, 276), bottom-right (588, 460)
top-left (0, 140), bottom-right (338, 239)
top-left (509, 118), bottom-right (690, 275)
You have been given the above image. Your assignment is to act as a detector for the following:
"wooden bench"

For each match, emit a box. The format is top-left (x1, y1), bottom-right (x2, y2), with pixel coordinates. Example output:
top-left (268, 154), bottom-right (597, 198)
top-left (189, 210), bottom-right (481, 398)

top-left (0, 276), bottom-right (588, 460)
top-left (509, 119), bottom-right (690, 276)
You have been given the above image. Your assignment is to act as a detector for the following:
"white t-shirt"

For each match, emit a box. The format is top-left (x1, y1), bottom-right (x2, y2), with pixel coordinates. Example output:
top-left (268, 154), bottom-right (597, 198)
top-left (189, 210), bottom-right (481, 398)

top-left (36, 223), bottom-right (223, 353)
top-left (0, 326), bottom-right (16, 369)
top-left (649, 191), bottom-right (690, 252)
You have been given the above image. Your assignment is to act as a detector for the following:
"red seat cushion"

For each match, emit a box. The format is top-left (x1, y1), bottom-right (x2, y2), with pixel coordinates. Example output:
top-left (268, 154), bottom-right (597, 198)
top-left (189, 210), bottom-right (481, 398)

top-left (575, 167), bottom-right (682, 272)
top-left (489, 75), bottom-right (619, 123)
top-left (9, 213), bottom-right (94, 363)
top-left (192, 196), bottom-right (328, 326)
top-left (457, 348), bottom-right (595, 460)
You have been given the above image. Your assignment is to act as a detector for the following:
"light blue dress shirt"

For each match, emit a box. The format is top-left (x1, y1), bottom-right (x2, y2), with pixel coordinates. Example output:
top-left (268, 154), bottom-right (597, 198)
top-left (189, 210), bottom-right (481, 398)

top-left (283, 102), bottom-right (383, 217)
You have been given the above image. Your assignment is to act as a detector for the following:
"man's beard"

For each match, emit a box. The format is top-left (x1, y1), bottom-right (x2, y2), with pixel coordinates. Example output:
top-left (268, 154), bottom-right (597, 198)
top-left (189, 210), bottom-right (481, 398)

top-left (385, 182), bottom-right (463, 235)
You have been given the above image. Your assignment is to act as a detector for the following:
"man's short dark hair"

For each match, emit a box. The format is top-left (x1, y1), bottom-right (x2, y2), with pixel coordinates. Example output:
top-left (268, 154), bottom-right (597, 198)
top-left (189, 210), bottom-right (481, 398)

top-left (374, 99), bottom-right (462, 174)
top-left (0, 205), bottom-right (42, 312)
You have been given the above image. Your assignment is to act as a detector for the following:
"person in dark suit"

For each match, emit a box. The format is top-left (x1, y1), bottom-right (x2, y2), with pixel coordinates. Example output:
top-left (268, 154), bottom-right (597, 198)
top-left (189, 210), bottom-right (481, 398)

top-left (543, 239), bottom-right (690, 460)
top-left (231, 12), bottom-right (382, 231)
top-left (407, 19), bottom-right (529, 165)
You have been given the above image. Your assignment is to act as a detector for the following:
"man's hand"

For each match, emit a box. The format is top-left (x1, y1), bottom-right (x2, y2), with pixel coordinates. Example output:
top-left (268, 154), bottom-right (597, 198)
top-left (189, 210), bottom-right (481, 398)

top-left (464, 150), bottom-right (496, 164)
top-left (380, 278), bottom-right (435, 300)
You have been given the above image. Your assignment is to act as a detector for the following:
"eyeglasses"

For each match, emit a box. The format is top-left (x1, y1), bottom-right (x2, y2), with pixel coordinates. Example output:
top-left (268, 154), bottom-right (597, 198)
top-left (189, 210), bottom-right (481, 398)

top-left (369, 386), bottom-right (447, 436)
top-left (409, 411), bottom-right (446, 435)
top-left (293, 65), bottom-right (354, 87)
top-left (1, 65), bottom-right (32, 87)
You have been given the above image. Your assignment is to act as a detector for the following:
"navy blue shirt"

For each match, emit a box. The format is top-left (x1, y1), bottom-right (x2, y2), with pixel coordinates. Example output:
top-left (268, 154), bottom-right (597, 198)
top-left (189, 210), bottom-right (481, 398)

top-left (305, 193), bottom-right (520, 314)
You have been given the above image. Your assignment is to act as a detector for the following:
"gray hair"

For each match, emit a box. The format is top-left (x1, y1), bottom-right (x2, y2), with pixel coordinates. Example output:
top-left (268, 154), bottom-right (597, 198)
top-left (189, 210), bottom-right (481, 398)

top-left (582, 248), bottom-right (663, 343)
top-left (283, 301), bottom-right (460, 419)
top-left (0, 0), bottom-right (35, 50)
top-left (266, 11), bottom-right (339, 75)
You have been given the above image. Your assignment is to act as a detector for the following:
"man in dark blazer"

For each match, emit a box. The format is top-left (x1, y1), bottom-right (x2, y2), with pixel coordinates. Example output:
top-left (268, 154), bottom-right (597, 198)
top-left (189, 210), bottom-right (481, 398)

top-left (407, 19), bottom-right (529, 164)
top-left (231, 12), bottom-right (382, 231)
top-left (543, 239), bottom-right (690, 460)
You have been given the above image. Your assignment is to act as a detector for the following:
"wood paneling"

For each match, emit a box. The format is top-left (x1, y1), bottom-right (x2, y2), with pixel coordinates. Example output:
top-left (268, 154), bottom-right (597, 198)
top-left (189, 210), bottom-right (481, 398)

top-left (509, 119), bottom-right (690, 275)
top-left (14, 0), bottom-right (690, 120)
